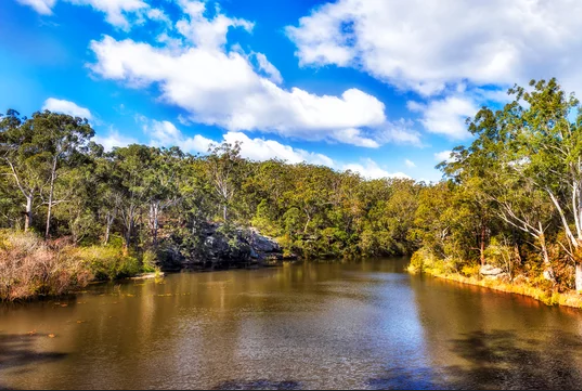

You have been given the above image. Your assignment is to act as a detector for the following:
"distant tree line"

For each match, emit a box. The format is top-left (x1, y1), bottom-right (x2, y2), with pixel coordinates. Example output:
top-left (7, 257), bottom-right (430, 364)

top-left (2, 78), bottom-right (582, 297)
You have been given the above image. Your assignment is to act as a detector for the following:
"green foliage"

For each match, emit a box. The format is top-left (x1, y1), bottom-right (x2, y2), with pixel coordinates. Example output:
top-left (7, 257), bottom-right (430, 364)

top-left (4, 81), bottom-right (582, 300)
top-left (73, 246), bottom-right (140, 281)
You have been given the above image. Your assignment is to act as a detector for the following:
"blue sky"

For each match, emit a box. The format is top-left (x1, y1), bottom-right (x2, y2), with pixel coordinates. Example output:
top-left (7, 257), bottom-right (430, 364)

top-left (2, 0), bottom-right (581, 182)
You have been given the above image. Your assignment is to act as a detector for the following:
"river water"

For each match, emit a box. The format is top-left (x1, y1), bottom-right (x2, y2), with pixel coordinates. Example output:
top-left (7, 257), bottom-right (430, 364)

top-left (1, 259), bottom-right (582, 390)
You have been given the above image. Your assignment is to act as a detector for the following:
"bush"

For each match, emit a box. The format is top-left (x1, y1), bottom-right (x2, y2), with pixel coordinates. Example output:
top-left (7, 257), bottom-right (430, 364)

top-left (0, 232), bottom-right (93, 301)
top-left (142, 250), bottom-right (157, 273)
top-left (71, 246), bottom-right (141, 280)
top-left (461, 263), bottom-right (481, 277)
top-left (0, 231), bottom-right (148, 301)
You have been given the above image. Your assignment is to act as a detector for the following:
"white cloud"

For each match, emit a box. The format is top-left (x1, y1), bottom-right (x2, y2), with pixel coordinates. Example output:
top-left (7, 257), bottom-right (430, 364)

top-left (16, 0), bottom-right (163, 29)
top-left (254, 53), bottom-right (283, 85)
top-left (332, 128), bottom-right (379, 148)
top-left (89, 1), bottom-right (418, 148)
top-left (377, 119), bottom-right (422, 146)
top-left (434, 150), bottom-right (455, 164)
top-left (138, 117), bottom-right (212, 153)
top-left (42, 98), bottom-right (92, 119)
top-left (222, 132), bottom-right (334, 166)
top-left (90, 36), bottom-right (386, 147)
top-left (67, 0), bottom-right (149, 29)
top-left (405, 159), bottom-right (416, 168)
top-left (16, 0), bottom-right (56, 15)
top-left (343, 158), bottom-right (410, 180)
top-left (287, 0), bottom-right (582, 96)
top-left (138, 116), bottom-right (334, 166)
top-left (94, 129), bottom-right (138, 152)
top-left (176, 0), bottom-right (254, 49)
top-left (408, 96), bottom-right (478, 140)
top-left (132, 116), bottom-right (414, 180)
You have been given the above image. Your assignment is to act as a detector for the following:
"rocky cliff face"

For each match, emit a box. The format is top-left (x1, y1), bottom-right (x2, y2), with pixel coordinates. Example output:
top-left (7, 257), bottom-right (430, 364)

top-left (157, 223), bottom-right (295, 271)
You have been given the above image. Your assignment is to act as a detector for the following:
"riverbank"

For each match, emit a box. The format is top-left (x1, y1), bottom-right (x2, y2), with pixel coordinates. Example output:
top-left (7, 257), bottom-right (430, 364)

top-left (409, 264), bottom-right (582, 310)
top-left (0, 226), bottom-right (293, 302)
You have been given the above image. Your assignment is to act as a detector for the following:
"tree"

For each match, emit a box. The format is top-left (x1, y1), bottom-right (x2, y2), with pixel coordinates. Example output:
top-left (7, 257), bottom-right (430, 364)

top-left (0, 110), bottom-right (41, 232)
top-left (24, 111), bottom-right (95, 239)
top-left (506, 79), bottom-right (582, 291)
top-left (109, 145), bottom-right (154, 249)
top-left (206, 143), bottom-right (243, 222)
top-left (145, 147), bottom-right (183, 246)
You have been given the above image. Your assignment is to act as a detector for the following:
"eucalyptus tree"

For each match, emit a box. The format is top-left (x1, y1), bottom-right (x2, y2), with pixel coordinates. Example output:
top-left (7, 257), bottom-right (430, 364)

top-left (451, 99), bottom-right (558, 280)
top-left (206, 142), bottom-right (243, 222)
top-left (441, 143), bottom-right (497, 266)
top-left (508, 79), bottom-right (582, 291)
top-left (145, 147), bottom-right (183, 246)
top-left (23, 111), bottom-right (95, 239)
top-left (0, 110), bottom-right (43, 232)
top-left (109, 145), bottom-right (155, 249)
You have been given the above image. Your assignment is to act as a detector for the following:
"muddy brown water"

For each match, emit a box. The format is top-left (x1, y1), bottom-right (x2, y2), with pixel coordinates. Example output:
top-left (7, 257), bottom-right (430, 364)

top-left (1, 259), bottom-right (582, 390)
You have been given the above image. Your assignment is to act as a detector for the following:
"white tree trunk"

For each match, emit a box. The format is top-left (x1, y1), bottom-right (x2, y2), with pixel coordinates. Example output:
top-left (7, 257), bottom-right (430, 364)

top-left (104, 213), bottom-right (114, 245)
top-left (150, 202), bottom-right (160, 246)
top-left (45, 157), bottom-right (57, 240)
top-left (576, 263), bottom-right (582, 294)
top-left (25, 196), bottom-right (33, 233)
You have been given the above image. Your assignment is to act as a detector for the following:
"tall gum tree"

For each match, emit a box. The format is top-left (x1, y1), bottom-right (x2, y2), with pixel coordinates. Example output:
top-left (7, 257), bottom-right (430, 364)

top-left (27, 111), bottom-right (94, 239)
top-left (514, 79), bottom-right (582, 292)
top-left (0, 110), bottom-right (42, 232)
top-left (448, 103), bottom-right (558, 282)
top-left (463, 79), bottom-right (582, 292)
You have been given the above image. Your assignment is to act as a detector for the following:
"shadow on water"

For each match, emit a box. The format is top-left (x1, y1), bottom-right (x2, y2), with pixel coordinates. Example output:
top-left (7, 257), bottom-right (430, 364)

top-left (0, 334), bottom-right (68, 390)
top-left (212, 380), bottom-right (301, 390)
top-left (368, 330), bottom-right (582, 390)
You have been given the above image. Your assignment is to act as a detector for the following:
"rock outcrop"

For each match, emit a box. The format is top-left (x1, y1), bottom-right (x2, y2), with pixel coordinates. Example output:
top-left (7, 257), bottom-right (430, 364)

top-left (480, 265), bottom-right (509, 280)
top-left (157, 223), bottom-right (295, 271)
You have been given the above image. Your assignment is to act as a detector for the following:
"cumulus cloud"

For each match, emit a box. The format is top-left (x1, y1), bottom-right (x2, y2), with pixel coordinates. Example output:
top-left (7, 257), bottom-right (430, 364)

top-left (43, 98), bottom-right (92, 119)
top-left (16, 0), bottom-right (56, 15)
top-left (344, 159), bottom-right (410, 180)
top-left (94, 129), bottom-right (138, 152)
top-left (134, 116), bottom-right (406, 180)
top-left (408, 96), bottom-right (478, 140)
top-left (434, 150), bottom-right (456, 164)
top-left (377, 119), bottom-right (423, 146)
top-left (67, 0), bottom-right (149, 29)
top-left (89, 0), bottom-right (418, 148)
top-left (223, 132), bottom-right (335, 166)
top-left (139, 117), bottom-right (213, 153)
top-left (90, 37), bottom-right (385, 147)
top-left (287, 0), bottom-right (582, 96)
top-left (253, 53), bottom-right (283, 85)
top-left (139, 116), bottom-right (334, 166)
top-left (16, 0), bottom-right (166, 29)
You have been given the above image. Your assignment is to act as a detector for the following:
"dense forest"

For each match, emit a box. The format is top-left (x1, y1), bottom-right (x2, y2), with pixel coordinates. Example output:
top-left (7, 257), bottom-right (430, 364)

top-left (2, 78), bottom-right (582, 302)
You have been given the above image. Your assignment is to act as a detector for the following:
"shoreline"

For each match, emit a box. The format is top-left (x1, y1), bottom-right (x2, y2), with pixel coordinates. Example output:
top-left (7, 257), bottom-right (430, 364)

top-left (416, 269), bottom-right (582, 310)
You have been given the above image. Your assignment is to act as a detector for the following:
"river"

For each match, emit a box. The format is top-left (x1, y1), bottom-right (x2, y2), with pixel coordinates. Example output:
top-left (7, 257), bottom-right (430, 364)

top-left (1, 259), bottom-right (582, 390)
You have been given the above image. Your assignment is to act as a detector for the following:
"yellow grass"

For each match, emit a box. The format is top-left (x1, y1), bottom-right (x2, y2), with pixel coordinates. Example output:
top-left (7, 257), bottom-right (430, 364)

top-left (418, 267), bottom-right (582, 310)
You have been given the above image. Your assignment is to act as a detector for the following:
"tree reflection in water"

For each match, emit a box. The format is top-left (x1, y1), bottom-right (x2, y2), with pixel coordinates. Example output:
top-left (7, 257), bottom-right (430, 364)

top-left (368, 330), bottom-right (582, 390)
top-left (0, 334), bottom-right (67, 390)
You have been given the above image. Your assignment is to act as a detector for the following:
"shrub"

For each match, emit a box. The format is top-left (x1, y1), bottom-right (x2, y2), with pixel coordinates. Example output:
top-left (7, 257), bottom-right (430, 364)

top-left (0, 232), bottom-right (93, 301)
top-left (71, 246), bottom-right (141, 280)
top-left (0, 231), bottom-right (148, 301)
top-left (461, 263), bottom-right (481, 277)
top-left (142, 250), bottom-right (158, 273)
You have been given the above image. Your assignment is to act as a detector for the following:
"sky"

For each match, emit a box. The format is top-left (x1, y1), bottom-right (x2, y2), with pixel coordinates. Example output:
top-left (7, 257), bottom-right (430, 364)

top-left (2, 0), bottom-right (582, 182)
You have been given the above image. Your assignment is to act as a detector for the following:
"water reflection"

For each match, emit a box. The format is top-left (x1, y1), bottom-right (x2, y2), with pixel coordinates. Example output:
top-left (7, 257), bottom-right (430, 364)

top-left (0, 259), bottom-right (581, 390)
top-left (0, 334), bottom-right (67, 390)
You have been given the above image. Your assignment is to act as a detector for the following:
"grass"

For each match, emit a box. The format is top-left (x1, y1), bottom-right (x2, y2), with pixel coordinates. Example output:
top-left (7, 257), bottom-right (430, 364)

top-left (410, 250), bottom-right (582, 310)
top-left (0, 231), bottom-right (148, 302)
